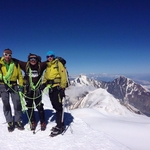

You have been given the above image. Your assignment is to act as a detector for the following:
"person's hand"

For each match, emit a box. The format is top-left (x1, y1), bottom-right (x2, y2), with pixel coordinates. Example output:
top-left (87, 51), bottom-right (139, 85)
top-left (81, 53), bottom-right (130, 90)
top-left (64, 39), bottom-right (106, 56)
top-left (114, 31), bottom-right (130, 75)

top-left (60, 88), bottom-right (65, 97)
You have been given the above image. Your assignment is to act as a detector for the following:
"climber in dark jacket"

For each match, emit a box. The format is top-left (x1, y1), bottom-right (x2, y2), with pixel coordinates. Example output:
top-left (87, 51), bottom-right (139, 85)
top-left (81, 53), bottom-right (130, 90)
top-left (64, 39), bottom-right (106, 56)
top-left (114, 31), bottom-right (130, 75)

top-left (15, 53), bottom-right (47, 131)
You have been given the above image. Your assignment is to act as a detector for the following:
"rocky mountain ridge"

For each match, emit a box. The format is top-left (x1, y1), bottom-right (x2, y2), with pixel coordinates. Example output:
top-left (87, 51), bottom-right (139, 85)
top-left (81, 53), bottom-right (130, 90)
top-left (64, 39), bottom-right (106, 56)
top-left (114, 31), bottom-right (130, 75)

top-left (71, 75), bottom-right (150, 115)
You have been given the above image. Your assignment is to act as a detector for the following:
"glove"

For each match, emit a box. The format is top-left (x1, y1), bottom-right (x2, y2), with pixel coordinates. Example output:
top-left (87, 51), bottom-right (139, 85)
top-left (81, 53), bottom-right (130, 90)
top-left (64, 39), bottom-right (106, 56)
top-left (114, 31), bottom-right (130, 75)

top-left (40, 83), bottom-right (46, 91)
top-left (18, 86), bottom-right (24, 93)
top-left (58, 87), bottom-right (65, 97)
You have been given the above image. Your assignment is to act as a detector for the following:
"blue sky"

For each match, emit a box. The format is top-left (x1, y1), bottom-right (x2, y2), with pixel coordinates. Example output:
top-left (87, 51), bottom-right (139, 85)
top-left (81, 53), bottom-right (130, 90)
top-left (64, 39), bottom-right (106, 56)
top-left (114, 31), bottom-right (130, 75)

top-left (0, 0), bottom-right (150, 76)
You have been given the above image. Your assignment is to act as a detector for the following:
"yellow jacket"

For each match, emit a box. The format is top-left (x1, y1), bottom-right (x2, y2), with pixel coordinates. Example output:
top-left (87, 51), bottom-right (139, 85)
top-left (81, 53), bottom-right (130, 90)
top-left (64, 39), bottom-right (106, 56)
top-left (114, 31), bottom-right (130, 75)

top-left (0, 57), bottom-right (23, 86)
top-left (42, 59), bottom-right (67, 88)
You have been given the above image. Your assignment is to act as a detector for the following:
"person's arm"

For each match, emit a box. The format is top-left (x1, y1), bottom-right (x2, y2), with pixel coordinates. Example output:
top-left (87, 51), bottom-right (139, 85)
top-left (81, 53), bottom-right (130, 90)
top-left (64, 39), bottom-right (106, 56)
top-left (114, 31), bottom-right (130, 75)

top-left (12, 58), bottom-right (26, 72)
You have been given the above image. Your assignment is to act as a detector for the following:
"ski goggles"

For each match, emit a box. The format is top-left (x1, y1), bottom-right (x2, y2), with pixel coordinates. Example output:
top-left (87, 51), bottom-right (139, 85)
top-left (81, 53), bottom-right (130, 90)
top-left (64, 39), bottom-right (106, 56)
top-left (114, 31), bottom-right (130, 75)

top-left (29, 57), bottom-right (37, 61)
top-left (3, 53), bottom-right (12, 57)
top-left (46, 55), bottom-right (54, 58)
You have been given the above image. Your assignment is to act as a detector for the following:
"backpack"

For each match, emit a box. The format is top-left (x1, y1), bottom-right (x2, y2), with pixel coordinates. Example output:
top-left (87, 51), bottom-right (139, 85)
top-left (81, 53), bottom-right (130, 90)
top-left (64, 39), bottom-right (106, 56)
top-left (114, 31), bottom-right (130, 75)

top-left (56, 56), bottom-right (70, 87)
top-left (56, 57), bottom-right (66, 66)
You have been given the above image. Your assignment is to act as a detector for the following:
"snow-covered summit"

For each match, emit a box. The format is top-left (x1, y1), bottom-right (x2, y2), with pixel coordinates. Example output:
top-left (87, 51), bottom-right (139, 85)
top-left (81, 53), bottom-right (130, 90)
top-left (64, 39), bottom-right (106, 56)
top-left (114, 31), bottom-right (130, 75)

top-left (71, 74), bottom-right (101, 88)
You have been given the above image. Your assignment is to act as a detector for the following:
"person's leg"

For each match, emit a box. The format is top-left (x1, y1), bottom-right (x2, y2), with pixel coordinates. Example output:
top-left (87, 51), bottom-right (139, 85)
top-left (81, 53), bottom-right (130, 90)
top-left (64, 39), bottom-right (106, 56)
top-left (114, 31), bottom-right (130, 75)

top-left (0, 84), bottom-right (15, 131)
top-left (26, 99), bottom-right (35, 122)
top-left (11, 90), bottom-right (22, 122)
top-left (1, 90), bottom-right (13, 123)
top-left (25, 91), bottom-right (36, 130)
top-left (34, 90), bottom-right (45, 124)
top-left (35, 95), bottom-right (46, 131)
top-left (49, 87), bottom-right (64, 135)
top-left (11, 86), bottom-right (24, 130)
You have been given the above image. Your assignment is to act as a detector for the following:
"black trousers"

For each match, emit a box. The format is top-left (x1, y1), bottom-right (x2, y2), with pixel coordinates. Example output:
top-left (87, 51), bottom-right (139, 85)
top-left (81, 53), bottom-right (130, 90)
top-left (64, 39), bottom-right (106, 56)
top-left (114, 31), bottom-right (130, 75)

top-left (25, 89), bottom-right (45, 124)
top-left (49, 87), bottom-right (64, 128)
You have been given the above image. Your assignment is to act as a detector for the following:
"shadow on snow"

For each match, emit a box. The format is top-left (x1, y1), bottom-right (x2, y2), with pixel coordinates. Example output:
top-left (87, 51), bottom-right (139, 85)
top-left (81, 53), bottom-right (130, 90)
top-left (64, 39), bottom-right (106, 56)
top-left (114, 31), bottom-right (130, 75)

top-left (22, 109), bottom-right (74, 127)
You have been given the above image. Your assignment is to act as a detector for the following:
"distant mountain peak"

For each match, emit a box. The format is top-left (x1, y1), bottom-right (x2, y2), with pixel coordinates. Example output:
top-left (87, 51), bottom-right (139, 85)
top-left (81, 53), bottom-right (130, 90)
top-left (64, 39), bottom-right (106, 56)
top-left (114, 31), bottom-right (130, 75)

top-left (101, 76), bottom-right (150, 115)
top-left (70, 75), bottom-right (149, 115)
top-left (72, 74), bottom-right (101, 88)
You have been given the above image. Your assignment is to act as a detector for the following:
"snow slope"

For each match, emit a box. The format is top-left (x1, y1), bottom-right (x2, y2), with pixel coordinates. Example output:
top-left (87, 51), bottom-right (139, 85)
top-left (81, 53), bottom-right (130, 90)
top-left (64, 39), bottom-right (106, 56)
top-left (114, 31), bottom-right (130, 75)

top-left (0, 86), bottom-right (150, 150)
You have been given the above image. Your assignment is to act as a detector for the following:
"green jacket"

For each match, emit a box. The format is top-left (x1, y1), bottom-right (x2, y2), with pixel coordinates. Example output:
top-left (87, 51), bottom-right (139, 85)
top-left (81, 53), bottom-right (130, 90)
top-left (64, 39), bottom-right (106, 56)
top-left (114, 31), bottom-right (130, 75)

top-left (0, 57), bottom-right (23, 86)
top-left (42, 59), bottom-right (67, 88)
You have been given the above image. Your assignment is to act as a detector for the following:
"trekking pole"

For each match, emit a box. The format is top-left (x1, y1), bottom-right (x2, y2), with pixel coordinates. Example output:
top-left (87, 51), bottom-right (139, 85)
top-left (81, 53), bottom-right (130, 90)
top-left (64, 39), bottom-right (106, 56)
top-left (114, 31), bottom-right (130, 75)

top-left (61, 96), bottom-right (66, 123)
top-left (61, 95), bottom-right (73, 135)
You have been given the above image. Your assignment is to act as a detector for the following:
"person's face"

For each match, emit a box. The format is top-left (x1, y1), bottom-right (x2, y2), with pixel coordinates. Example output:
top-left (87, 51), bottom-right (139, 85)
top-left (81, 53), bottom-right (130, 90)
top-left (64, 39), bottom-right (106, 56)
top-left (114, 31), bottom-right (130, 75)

top-left (47, 55), bottom-right (54, 62)
top-left (29, 56), bottom-right (37, 65)
top-left (3, 53), bottom-right (12, 63)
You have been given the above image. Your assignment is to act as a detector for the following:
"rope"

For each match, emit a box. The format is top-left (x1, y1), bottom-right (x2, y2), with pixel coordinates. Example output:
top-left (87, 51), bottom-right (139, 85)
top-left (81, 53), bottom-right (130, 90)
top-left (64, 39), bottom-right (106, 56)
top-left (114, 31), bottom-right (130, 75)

top-left (29, 68), bottom-right (42, 90)
top-left (3, 62), bottom-right (14, 87)
top-left (19, 91), bottom-right (27, 113)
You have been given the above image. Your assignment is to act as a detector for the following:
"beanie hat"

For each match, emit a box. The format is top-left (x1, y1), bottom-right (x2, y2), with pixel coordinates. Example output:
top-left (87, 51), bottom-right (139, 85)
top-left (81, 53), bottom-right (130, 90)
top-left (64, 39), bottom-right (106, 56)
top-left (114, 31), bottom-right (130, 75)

top-left (46, 51), bottom-right (55, 58)
top-left (3, 48), bottom-right (12, 54)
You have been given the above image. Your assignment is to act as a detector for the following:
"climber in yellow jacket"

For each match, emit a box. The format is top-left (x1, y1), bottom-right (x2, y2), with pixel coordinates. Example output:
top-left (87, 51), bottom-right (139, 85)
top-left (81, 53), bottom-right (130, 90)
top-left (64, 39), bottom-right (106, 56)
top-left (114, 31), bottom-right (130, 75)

top-left (41, 50), bottom-right (67, 136)
top-left (0, 48), bottom-right (24, 132)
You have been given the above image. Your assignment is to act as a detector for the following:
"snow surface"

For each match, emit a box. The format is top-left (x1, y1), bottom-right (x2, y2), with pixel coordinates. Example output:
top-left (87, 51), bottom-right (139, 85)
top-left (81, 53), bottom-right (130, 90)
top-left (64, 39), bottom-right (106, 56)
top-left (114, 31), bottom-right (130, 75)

top-left (0, 86), bottom-right (150, 150)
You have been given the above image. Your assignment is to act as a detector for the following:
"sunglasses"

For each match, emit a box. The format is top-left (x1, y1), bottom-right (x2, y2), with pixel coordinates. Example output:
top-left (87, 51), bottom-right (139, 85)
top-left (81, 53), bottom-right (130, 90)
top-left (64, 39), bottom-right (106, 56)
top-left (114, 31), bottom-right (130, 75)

top-left (29, 57), bottom-right (37, 61)
top-left (3, 53), bottom-right (12, 57)
top-left (46, 55), bottom-right (54, 58)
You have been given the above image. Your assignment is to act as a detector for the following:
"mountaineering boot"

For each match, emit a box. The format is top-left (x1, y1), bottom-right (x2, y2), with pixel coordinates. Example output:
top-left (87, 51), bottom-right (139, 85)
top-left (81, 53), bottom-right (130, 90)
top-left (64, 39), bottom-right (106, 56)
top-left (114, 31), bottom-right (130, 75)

top-left (50, 121), bottom-right (65, 131)
top-left (51, 125), bottom-right (65, 132)
top-left (50, 127), bottom-right (65, 137)
top-left (8, 122), bottom-right (15, 132)
top-left (41, 122), bottom-right (46, 131)
top-left (50, 125), bottom-right (57, 131)
top-left (30, 121), bottom-right (36, 131)
top-left (15, 121), bottom-right (24, 130)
